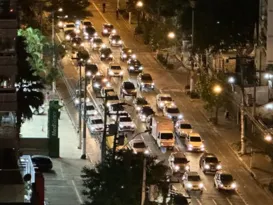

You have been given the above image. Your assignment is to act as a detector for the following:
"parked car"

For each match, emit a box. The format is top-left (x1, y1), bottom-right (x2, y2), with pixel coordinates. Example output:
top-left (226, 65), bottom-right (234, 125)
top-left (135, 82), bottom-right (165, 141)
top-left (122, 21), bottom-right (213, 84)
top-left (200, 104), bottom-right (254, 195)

top-left (87, 116), bottom-right (104, 133)
top-left (81, 102), bottom-right (98, 116)
top-left (31, 155), bottom-right (53, 171)
top-left (119, 115), bottom-right (135, 133)
top-left (74, 89), bottom-right (90, 106)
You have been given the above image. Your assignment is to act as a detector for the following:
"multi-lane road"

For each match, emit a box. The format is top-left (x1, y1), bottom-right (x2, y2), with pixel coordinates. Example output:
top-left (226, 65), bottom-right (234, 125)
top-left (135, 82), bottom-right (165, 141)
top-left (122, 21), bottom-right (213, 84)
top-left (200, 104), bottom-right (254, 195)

top-left (55, 0), bottom-right (273, 204)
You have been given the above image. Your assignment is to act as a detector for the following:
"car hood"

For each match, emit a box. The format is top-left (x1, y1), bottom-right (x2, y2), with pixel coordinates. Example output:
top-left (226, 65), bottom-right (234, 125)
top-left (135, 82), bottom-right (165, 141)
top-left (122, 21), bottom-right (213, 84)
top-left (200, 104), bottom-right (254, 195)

top-left (189, 142), bottom-right (203, 147)
top-left (91, 123), bottom-right (104, 128)
top-left (222, 180), bottom-right (234, 186)
top-left (179, 128), bottom-right (192, 134)
top-left (119, 122), bottom-right (134, 127)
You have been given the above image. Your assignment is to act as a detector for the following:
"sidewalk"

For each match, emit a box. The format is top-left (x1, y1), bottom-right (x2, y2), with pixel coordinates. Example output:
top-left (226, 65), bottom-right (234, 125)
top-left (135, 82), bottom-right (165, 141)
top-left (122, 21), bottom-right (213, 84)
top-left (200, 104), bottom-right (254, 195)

top-left (194, 99), bottom-right (273, 196)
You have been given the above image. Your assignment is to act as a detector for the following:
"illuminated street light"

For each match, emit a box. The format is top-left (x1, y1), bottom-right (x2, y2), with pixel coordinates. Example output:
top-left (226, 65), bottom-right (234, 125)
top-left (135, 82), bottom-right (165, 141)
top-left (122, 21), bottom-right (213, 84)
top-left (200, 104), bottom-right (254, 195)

top-left (228, 76), bottom-right (235, 92)
top-left (168, 32), bottom-right (175, 39)
top-left (265, 134), bottom-right (272, 142)
top-left (213, 84), bottom-right (222, 95)
top-left (136, 1), bottom-right (143, 8)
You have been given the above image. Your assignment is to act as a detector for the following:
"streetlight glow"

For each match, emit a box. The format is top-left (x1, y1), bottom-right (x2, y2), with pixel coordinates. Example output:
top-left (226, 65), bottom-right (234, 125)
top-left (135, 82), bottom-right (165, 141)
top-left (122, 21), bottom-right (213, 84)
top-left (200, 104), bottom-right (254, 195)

top-left (136, 1), bottom-right (143, 8)
top-left (213, 84), bottom-right (222, 94)
top-left (228, 77), bottom-right (235, 84)
top-left (168, 32), bottom-right (175, 39)
top-left (58, 8), bottom-right (63, 12)
top-left (265, 134), bottom-right (272, 142)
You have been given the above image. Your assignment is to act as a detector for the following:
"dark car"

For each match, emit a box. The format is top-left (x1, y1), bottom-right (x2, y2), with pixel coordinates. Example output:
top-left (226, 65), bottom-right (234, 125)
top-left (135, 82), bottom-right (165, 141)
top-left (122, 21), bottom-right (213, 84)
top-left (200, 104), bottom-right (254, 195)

top-left (137, 73), bottom-right (155, 91)
top-left (64, 30), bottom-right (76, 41)
top-left (71, 36), bottom-right (84, 47)
top-left (31, 155), bottom-right (53, 171)
top-left (109, 34), bottom-right (123, 47)
top-left (102, 23), bottom-right (114, 36)
top-left (99, 46), bottom-right (113, 61)
top-left (168, 152), bottom-right (190, 174)
top-left (199, 153), bottom-right (222, 173)
top-left (92, 74), bottom-right (110, 92)
top-left (127, 59), bottom-right (143, 73)
top-left (83, 26), bottom-right (97, 40)
top-left (120, 81), bottom-right (137, 98)
top-left (85, 64), bottom-right (99, 76)
top-left (120, 48), bottom-right (135, 61)
top-left (138, 105), bottom-right (154, 122)
top-left (91, 37), bottom-right (103, 50)
top-left (133, 97), bottom-right (149, 112)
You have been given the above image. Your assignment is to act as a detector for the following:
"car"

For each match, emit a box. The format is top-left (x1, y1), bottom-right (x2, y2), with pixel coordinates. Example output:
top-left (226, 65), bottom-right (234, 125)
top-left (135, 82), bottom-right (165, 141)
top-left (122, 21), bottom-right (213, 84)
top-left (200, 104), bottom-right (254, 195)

top-left (63, 22), bottom-right (76, 32)
top-left (106, 91), bottom-right (121, 107)
top-left (31, 155), bottom-right (53, 171)
top-left (182, 172), bottom-right (204, 192)
top-left (80, 20), bottom-right (92, 30)
top-left (81, 102), bottom-right (98, 116)
top-left (109, 34), bottom-right (123, 46)
top-left (64, 30), bottom-right (76, 41)
top-left (156, 94), bottom-right (173, 110)
top-left (175, 120), bottom-right (193, 137)
top-left (185, 133), bottom-right (205, 152)
top-left (85, 64), bottom-right (99, 76)
top-left (119, 115), bottom-right (135, 133)
top-left (87, 116), bottom-right (104, 133)
top-left (163, 103), bottom-right (183, 121)
top-left (92, 73), bottom-right (110, 92)
top-left (137, 73), bottom-right (155, 91)
top-left (168, 152), bottom-right (190, 174)
top-left (100, 86), bottom-right (114, 97)
top-left (214, 171), bottom-right (237, 191)
top-left (120, 48), bottom-right (135, 61)
top-left (83, 26), bottom-right (97, 40)
top-left (107, 64), bottom-right (124, 78)
top-left (120, 81), bottom-right (137, 98)
top-left (99, 46), bottom-right (113, 61)
top-left (128, 139), bottom-right (149, 154)
top-left (138, 105), bottom-right (154, 122)
top-left (102, 23), bottom-right (114, 36)
top-left (127, 58), bottom-right (143, 73)
top-left (71, 36), bottom-right (84, 47)
top-left (133, 97), bottom-right (149, 112)
top-left (91, 36), bottom-right (103, 50)
top-left (74, 89), bottom-right (90, 106)
top-left (31, 105), bottom-right (45, 115)
top-left (199, 153), bottom-right (222, 173)
top-left (107, 103), bottom-right (128, 119)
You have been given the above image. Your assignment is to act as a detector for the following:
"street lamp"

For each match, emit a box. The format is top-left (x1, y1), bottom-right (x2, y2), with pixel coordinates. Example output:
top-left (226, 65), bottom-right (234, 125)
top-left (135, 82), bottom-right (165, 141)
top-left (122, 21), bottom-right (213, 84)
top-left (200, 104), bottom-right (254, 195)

top-left (213, 84), bottom-right (222, 95)
top-left (136, 1), bottom-right (143, 27)
top-left (228, 76), bottom-right (235, 92)
top-left (168, 32), bottom-right (175, 39)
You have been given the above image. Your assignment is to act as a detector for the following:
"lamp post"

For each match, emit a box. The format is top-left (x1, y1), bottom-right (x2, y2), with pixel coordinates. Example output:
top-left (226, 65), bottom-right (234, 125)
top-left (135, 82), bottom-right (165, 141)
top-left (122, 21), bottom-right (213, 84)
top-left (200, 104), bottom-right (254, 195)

top-left (52, 8), bottom-right (63, 93)
top-left (166, 32), bottom-right (176, 63)
top-left (212, 84), bottom-right (222, 125)
top-left (141, 150), bottom-right (150, 205)
top-left (136, 1), bottom-right (143, 27)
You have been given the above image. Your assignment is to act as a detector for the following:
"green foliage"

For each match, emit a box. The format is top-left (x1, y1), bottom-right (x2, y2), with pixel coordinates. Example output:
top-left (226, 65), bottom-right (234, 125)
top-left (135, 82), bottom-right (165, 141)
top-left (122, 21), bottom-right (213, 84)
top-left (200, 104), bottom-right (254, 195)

top-left (81, 150), bottom-right (168, 205)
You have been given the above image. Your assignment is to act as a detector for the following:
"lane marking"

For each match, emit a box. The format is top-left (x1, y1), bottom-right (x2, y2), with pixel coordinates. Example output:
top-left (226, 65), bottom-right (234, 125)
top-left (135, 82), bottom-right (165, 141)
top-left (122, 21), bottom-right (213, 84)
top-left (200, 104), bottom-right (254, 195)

top-left (236, 191), bottom-right (249, 205)
top-left (196, 199), bottom-right (202, 205)
top-left (72, 179), bottom-right (83, 204)
top-left (226, 197), bottom-right (233, 205)
top-left (91, 1), bottom-right (109, 23)
top-left (212, 199), bottom-right (217, 205)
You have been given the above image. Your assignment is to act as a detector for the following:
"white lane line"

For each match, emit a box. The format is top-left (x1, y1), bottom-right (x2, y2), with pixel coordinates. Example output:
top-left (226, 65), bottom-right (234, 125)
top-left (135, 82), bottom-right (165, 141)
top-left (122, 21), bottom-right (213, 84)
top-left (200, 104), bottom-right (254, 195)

top-left (56, 33), bottom-right (62, 43)
top-left (91, 1), bottom-right (109, 23)
top-left (59, 163), bottom-right (65, 179)
top-left (72, 179), bottom-right (83, 204)
top-left (236, 191), bottom-right (249, 205)
top-left (226, 197), bottom-right (233, 205)
top-left (212, 199), bottom-right (217, 205)
top-left (196, 198), bottom-right (202, 205)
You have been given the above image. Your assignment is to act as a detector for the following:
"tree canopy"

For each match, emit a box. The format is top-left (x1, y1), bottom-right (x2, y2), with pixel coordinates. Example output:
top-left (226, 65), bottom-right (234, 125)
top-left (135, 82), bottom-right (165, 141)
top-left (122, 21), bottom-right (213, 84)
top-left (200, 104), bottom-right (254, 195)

top-left (81, 150), bottom-right (169, 205)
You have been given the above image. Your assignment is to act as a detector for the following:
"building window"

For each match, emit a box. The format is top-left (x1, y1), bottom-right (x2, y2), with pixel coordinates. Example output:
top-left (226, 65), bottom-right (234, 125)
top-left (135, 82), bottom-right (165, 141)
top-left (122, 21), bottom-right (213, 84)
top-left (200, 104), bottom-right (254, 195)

top-left (0, 75), bottom-right (12, 88)
top-left (0, 37), bottom-right (14, 52)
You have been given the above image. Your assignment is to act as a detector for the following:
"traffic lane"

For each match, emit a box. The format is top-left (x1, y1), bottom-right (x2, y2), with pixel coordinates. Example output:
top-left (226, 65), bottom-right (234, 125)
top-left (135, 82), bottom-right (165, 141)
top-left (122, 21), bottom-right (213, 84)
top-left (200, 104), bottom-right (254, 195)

top-left (171, 91), bottom-right (272, 205)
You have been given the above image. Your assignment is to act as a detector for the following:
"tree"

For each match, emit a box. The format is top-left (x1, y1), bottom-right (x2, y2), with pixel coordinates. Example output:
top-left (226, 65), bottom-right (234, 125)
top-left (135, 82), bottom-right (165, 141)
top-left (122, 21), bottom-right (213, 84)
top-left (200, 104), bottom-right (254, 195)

top-left (196, 71), bottom-right (229, 124)
top-left (81, 150), bottom-right (169, 205)
top-left (16, 36), bottom-right (45, 127)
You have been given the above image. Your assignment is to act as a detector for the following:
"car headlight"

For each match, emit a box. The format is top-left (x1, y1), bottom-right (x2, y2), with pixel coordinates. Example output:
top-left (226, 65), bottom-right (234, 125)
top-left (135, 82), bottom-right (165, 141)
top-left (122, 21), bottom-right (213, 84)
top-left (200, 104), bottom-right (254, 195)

top-left (91, 127), bottom-right (95, 131)
top-left (133, 150), bottom-right (137, 154)
top-left (58, 21), bottom-right (63, 27)
top-left (94, 83), bottom-right (99, 88)
top-left (174, 165), bottom-right (180, 171)
top-left (101, 54), bottom-right (105, 57)
top-left (140, 115), bottom-right (146, 120)
top-left (199, 183), bottom-right (204, 188)
top-left (106, 102), bottom-right (110, 107)
top-left (103, 29), bottom-right (108, 33)
top-left (75, 29), bottom-right (80, 34)
top-left (159, 102), bottom-right (164, 107)
top-left (201, 144), bottom-right (205, 148)
top-left (123, 54), bottom-right (127, 58)
top-left (74, 99), bottom-right (80, 105)
top-left (231, 182), bottom-right (236, 189)
top-left (109, 54), bottom-right (113, 58)
top-left (188, 144), bottom-right (193, 148)
top-left (73, 43), bottom-right (76, 46)
top-left (167, 114), bottom-right (172, 119)
top-left (136, 106), bottom-right (141, 111)
top-left (80, 43), bottom-right (84, 47)
top-left (93, 43), bottom-right (97, 47)
top-left (109, 71), bottom-right (114, 75)
top-left (94, 110), bottom-right (98, 115)
top-left (204, 164), bottom-right (210, 169)
top-left (65, 35), bottom-right (71, 40)
top-left (120, 71), bottom-right (124, 75)
top-left (186, 183), bottom-right (192, 188)
top-left (178, 114), bottom-right (183, 119)
top-left (84, 32), bottom-right (88, 36)
top-left (151, 82), bottom-right (155, 86)
top-left (141, 82), bottom-right (144, 86)
top-left (118, 40), bottom-right (122, 44)
top-left (185, 165), bottom-right (190, 170)
top-left (139, 66), bottom-right (143, 70)
top-left (86, 98), bottom-right (90, 102)
top-left (216, 164), bottom-right (222, 170)
top-left (129, 66), bottom-right (134, 70)
top-left (119, 124), bottom-right (124, 128)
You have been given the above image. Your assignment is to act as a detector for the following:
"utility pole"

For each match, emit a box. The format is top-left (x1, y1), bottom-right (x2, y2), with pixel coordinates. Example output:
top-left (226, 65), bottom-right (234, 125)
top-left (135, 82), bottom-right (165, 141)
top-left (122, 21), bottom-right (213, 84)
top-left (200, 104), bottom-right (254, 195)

top-left (240, 57), bottom-right (246, 155)
top-left (81, 68), bottom-right (87, 159)
top-left (112, 109), bottom-right (120, 162)
top-left (78, 63), bottom-right (82, 149)
top-left (101, 92), bottom-right (108, 163)
top-left (141, 156), bottom-right (147, 205)
top-left (52, 10), bottom-right (56, 93)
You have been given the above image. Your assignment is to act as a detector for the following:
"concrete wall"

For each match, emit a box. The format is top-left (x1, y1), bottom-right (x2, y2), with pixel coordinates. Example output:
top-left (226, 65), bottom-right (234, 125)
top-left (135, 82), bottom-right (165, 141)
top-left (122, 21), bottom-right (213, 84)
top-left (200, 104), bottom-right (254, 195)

top-left (20, 138), bottom-right (49, 155)
top-left (0, 184), bottom-right (24, 203)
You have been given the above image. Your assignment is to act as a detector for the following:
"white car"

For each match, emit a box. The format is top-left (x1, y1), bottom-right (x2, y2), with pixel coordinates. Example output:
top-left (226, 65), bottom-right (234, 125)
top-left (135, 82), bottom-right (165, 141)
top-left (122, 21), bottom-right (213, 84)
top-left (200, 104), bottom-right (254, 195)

top-left (87, 116), bottom-right (104, 133)
top-left (108, 104), bottom-right (128, 120)
top-left (119, 116), bottom-right (135, 133)
top-left (214, 171), bottom-right (237, 191)
top-left (163, 102), bottom-right (183, 120)
top-left (128, 138), bottom-right (149, 154)
top-left (106, 91), bottom-right (121, 107)
top-left (64, 22), bottom-right (76, 32)
top-left (175, 120), bottom-right (193, 137)
top-left (182, 172), bottom-right (204, 192)
top-left (107, 64), bottom-right (124, 78)
top-left (81, 102), bottom-right (98, 116)
top-left (185, 133), bottom-right (205, 152)
top-left (100, 86), bottom-right (114, 97)
top-left (156, 94), bottom-right (173, 110)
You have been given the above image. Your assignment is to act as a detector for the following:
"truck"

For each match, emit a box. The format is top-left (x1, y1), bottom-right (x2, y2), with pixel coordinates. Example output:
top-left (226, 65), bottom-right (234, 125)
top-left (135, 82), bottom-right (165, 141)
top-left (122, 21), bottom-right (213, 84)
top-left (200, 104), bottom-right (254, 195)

top-left (150, 116), bottom-right (175, 150)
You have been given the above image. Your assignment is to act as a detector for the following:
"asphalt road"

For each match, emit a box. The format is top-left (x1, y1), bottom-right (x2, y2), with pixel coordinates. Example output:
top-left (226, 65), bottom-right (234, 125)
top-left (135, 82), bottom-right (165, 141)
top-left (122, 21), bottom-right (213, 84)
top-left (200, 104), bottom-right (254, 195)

top-left (55, 1), bottom-right (273, 204)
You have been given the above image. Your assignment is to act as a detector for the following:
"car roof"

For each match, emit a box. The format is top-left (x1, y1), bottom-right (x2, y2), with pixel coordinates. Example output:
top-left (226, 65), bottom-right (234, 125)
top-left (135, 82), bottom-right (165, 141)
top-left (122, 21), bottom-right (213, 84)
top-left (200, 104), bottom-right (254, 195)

top-left (141, 73), bottom-right (151, 77)
top-left (89, 116), bottom-right (103, 121)
top-left (157, 93), bottom-right (171, 98)
top-left (217, 171), bottom-right (232, 176)
top-left (123, 81), bottom-right (134, 85)
top-left (189, 132), bottom-right (201, 137)
top-left (110, 64), bottom-right (121, 67)
top-left (103, 23), bottom-right (113, 26)
top-left (172, 152), bottom-right (187, 158)
top-left (203, 153), bottom-right (217, 158)
top-left (32, 155), bottom-right (51, 159)
top-left (86, 102), bottom-right (94, 106)
top-left (176, 120), bottom-right (191, 125)
top-left (187, 171), bottom-right (200, 176)
top-left (66, 22), bottom-right (75, 25)
top-left (122, 48), bottom-right (132, 52)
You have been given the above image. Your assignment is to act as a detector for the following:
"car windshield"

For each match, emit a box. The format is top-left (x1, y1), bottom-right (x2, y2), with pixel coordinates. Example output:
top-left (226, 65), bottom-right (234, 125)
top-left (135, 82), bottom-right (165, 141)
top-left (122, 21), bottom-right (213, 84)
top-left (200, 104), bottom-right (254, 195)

top-left (105, 24), bottom-right (114, 29)
top-left (180, 124), bottom-right (192, 129)
top-left (160, 97), bottom-right (172, 101)
top-left (120, 117), bottom-right (132, 122)
top-left (93, 38), bottom-right (102, 43)
top-left (111, 66), bottom-right (121, 70)
top-left (112, 35), bottom-right (121, 40)
top-left (167, 108), bottom-right (179, 113)
top-left (66, 24), bottom-right (74, 28)
top-left (221, 174), bottom-right (233, 182)
top-left (137, 98), bottom-right (148, 105)
top-left (102, 48), bottom-right (112, 54)
top-left (190, 136), bottom-right (201, 142)
top-left (188, 175), bottom-right (201, 181)
top-left (174, 158), bottom-right (188, 164)
top-left (84, 22), bottom-right (92, 26)
top-left (134, 142), bottom-right (146, 148)
top-left (142, 75), bottom-right (152, 81)
top-left (107, 96), bottom-right (119, 100)
top-left (206, 157), bottom-right (218, 163)
top-left (86, 105), bottom-right (95, 110)
top-left (92, 119), bottom-right (103, 124)
top-left (124, 82), bottom-right (135, 89)
top-left (161, 133), bottom-right (173, 139)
